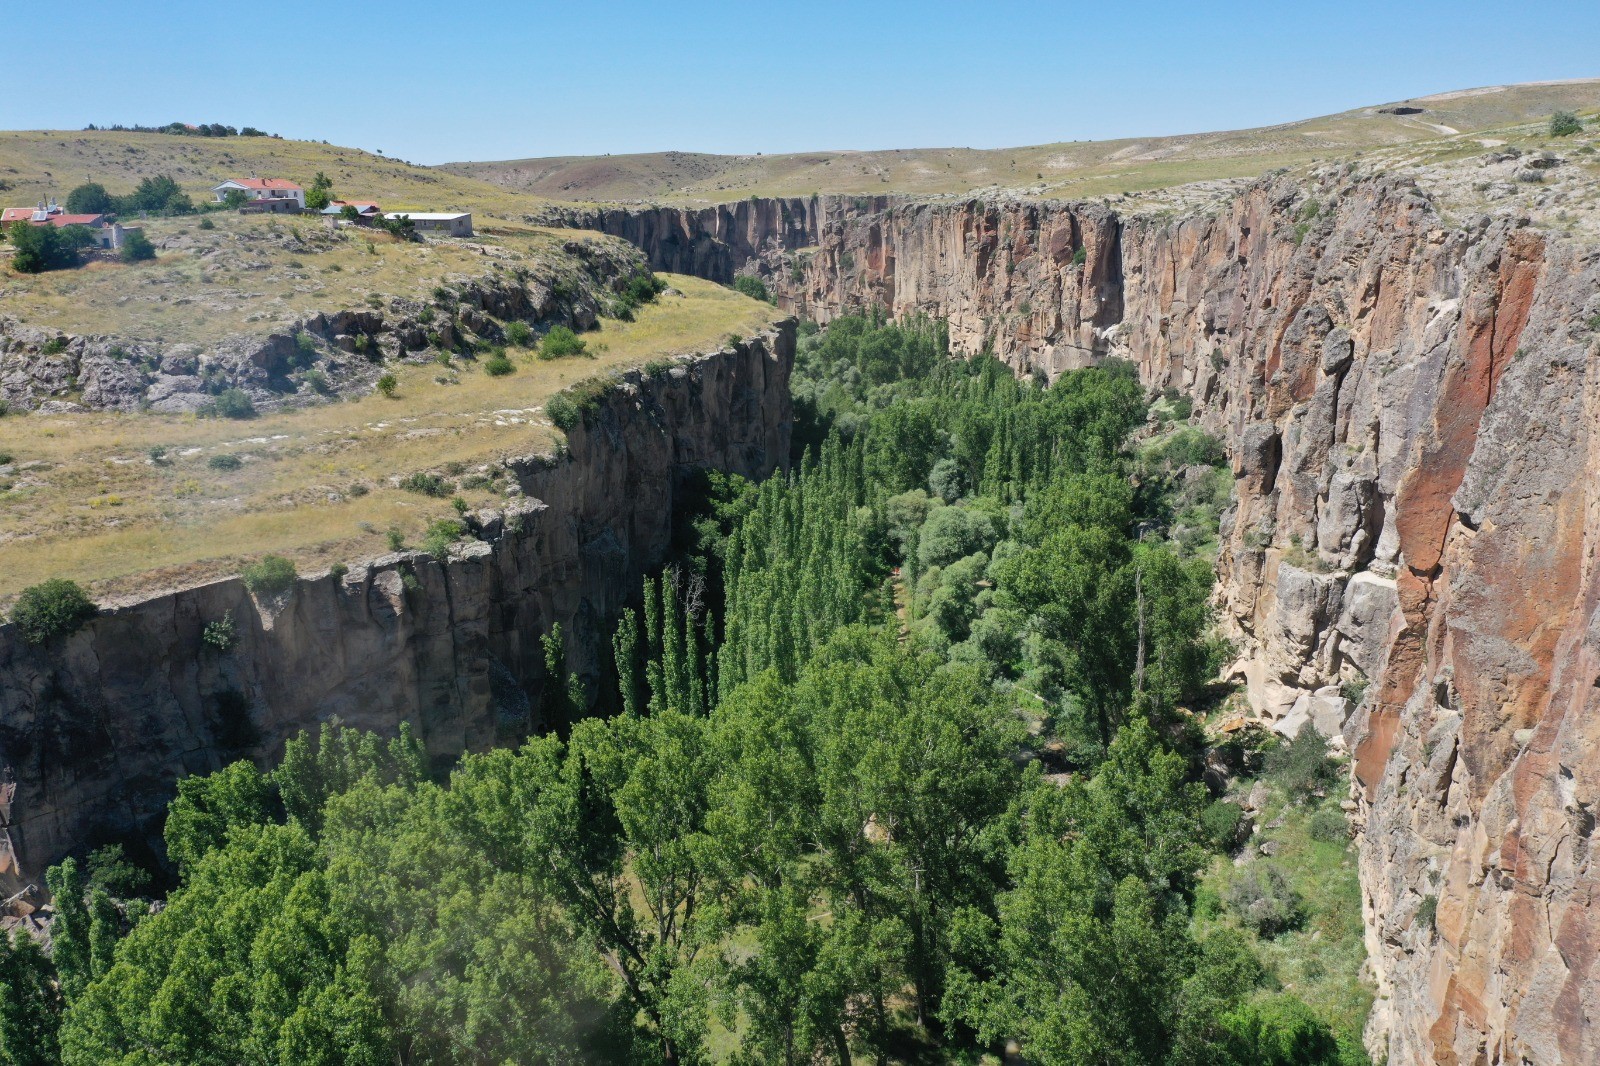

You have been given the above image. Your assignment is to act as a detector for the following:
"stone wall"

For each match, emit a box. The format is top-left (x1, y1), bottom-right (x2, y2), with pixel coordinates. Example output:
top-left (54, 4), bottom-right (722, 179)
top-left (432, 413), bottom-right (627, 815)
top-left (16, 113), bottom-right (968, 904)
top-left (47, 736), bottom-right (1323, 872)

top-left (0, 324), bottom-right (792, 894)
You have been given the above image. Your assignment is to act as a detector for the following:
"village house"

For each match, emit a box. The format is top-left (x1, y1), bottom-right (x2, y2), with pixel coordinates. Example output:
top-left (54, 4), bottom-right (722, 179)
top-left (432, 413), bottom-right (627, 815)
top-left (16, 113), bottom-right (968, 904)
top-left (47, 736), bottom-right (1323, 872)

top-left (322, 200), bottom-right (383, 223)
top-left (0, 200), bottom-right (142, 250)
top-left (211, 177), bottom-right (305, 210)
top-left (383, 210), bottom-right (473, 237)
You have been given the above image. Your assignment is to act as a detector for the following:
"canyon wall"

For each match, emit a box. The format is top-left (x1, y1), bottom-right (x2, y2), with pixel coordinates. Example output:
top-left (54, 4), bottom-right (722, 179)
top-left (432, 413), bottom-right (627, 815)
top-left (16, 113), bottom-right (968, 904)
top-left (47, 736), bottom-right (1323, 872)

top-left (0, 326), bottom-right (792, 895)
top-left (567, 182), bottom-right (1600, 1064)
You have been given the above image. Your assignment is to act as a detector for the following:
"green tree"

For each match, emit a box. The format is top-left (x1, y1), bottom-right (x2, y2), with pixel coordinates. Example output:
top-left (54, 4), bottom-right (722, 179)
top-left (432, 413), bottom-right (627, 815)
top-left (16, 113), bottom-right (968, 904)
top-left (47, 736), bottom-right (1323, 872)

top-left (164, 759), bottom-right (277, 876)
top-left (9, 578), bottom-right (97, 644)
top-left (117, 228), bottom-right (155, 263)
top-left (0, 930), bottom-right (61, 1066)
top-left (1550, 110), bottom-right (1583, 137)
top-left (8, 222), bottom-right (91, 273)
top-left (305, 171), bottom-right (335, 211)
top-left (44, 859), bottom-right (91, 1000)
top-left (65, 183), bottom-right (112, 215)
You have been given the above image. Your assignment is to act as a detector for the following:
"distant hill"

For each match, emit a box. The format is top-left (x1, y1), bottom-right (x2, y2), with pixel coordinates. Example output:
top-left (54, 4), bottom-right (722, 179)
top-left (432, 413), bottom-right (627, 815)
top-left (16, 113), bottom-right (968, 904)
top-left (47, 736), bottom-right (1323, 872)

top-left (441, 79), bottom-right (1600, 202)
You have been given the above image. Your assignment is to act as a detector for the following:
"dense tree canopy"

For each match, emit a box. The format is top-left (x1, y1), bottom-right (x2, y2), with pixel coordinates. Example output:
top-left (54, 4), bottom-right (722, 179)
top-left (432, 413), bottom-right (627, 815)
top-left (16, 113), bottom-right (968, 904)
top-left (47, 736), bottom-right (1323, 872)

top-left (18, 314), bottom-right (1361, 1066)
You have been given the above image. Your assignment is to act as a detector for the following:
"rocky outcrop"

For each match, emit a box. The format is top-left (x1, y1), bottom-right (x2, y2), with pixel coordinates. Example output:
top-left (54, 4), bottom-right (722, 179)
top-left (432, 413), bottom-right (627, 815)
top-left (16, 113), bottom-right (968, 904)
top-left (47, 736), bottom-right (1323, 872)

top-left (537, 195), bottom-right (889, 284)
top-left (560, 177), bottom-right (1600, 1064)
top-left (0, 236), bottom-right (644, 413)
top-left (0, 326), bottom-right (792, 894)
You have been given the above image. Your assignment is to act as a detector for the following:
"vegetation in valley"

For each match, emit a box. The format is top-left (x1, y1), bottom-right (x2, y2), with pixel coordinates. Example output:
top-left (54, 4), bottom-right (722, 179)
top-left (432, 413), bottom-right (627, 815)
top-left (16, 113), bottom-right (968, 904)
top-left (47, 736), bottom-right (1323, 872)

top-left (3, 315), bottom-right (1371, 1065)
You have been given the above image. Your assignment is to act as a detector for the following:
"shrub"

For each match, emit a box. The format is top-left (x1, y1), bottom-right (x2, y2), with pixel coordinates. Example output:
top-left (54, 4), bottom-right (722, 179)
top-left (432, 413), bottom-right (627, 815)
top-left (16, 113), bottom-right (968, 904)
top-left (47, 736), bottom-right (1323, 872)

top-left (198, 218), bottom-right (215, 230)
top-left (1339, 676), bottom-right (1369, 708)
top-left (147, 445), bottom-right (168, 464)
top-left (417, 305), bottom-right (435, 324)
top-left (240, 555), bottom-right (297, 595)
top-left (207, 453), bottom-right (242, 471)
top-left (87, 844), bottom-right (150, 897)
top-left (9, 578), bottom-right (97, 644)
top-left (1226, 863), bottom-right (1303, 938)
top-left (732, 274), bottom-right (772, 303)
top-left (9, 220), bottom-right (92, 272)
top-left (483, 351), bottom-right (515, 376)
top-left (546, 394), bottom-right (579, 430)
top-left (1071, 245), bottom-right (1088, 266)
top-left (201, 611), bottom-right (238, 652)
top-left (301, 368), bottom-right (331, 395)
top-left (538, 325), bottom-right (587, 360)
top-left (1550, 110), bottom-right (1583, 137)
top-left (421, 519), bottom-right (465, 561)
top-left (504, 321), bottom-right (533, 347)
top-left (451, 496), bottom-right (469, 515)
top-left (1417, 894), bottom-right (1438, 932)
top-left (376, 373), bottom-right (399, 398)
top-left (293, 331), bottom-right (318, 367)
top-left (1203, 800), bottom-right (1247, 851)
top-left (400, 472), bottom-right (449, 497)
top-left (1308, 805), bottom-right (1350, 844)
top-left (118, 229), bottom-right (157, 263)
top-left (207, 389), bottom-right (256, 419)
top-left (386, 528), bottom-right (406, 551)
top-left (329, 562), bottom-right (349, 581)
top-left (1266, 722), bottom-right (1339, 799)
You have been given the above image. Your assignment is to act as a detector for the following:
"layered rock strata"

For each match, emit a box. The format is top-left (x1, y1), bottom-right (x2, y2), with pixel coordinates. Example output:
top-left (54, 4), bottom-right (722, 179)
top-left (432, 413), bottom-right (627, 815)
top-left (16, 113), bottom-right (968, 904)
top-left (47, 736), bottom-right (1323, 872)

top-left (565, 179), bottom-right (1600, 1065)
top-left (0, 326), bottom-right (792, 896)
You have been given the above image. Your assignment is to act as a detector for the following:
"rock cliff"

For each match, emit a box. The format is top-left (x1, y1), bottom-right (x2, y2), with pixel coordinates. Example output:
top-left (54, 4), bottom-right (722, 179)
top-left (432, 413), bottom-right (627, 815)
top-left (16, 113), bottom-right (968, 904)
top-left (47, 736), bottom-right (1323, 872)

top-left (0, 326), bottom-right (792, 896)
top-left (563, 179), bottom-right (1600, 1064)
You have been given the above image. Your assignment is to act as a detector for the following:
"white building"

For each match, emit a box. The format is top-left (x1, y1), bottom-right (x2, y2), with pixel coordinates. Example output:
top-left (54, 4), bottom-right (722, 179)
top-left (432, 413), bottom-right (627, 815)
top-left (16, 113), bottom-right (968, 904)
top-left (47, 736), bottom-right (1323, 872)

top-left (383, 211), bottom-right (473, 237)
top-left (211, 177), bottom-right (305, 209)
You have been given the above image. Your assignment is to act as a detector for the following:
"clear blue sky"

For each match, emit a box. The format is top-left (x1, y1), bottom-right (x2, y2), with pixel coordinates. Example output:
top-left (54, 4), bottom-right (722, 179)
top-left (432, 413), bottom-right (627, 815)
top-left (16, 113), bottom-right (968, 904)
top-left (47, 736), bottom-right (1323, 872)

top-left (8, 1), bottom-right (1597, 164)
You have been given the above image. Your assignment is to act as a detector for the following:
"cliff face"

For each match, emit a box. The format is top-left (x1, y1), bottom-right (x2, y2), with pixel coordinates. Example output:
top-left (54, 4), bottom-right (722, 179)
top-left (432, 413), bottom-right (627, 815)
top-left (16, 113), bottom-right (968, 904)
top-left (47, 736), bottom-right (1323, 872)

top-left (0, 327), bottom-right (792, 894)
top-left (564, 182), bottom-right (1600, 1064)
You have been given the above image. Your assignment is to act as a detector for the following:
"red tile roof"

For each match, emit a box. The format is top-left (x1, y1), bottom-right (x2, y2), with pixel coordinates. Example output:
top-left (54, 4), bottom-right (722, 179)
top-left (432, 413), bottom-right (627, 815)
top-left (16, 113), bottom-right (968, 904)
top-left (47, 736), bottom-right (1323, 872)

top-left (1, 208), bottom-right (104, 227)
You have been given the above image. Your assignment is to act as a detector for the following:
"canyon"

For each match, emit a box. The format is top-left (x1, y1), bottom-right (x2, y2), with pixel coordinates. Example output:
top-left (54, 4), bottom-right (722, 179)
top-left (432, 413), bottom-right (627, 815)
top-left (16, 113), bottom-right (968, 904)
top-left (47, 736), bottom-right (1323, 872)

top-left (551, 176), bottom-right (1600, 1064)
top-left (0, 328), bottom-right (791, 899)
top-left (0, 139), bottom-right (1596, 1063)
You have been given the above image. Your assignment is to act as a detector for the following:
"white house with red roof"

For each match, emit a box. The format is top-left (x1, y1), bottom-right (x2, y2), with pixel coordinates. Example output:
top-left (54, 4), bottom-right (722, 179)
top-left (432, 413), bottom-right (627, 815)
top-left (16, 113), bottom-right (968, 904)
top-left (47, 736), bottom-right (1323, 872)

top-left (211, 177), bottom-right (305, 209)
top-left (0, 200), bottom-right (131, 249)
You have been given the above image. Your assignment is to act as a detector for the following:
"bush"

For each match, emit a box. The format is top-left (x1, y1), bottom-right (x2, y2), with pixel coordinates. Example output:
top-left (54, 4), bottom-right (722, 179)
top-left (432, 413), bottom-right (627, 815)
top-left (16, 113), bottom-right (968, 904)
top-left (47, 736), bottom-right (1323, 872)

top-left (538, 325), bottom-right (587, 360)
top-left (198, 218), bottom-right (215, 230)
top-left (1266, 723), bottom-right (1338, 799)
top-left (1416, 894), bottom-right (1438, 933)
top-left (1308, 805), bottom-right (1350, 844)
top-left (9, 578), bottom-right (97, 644)
top-left (1221, 994), bottom-right (1343, 1065)
top-left (546, 393), bottom-right (579, 429)
top-left (483, 351), bottom-right (515, 376)
top-left (206, 389), bottom-right (256, 419)
top-left (376, 373), bottom-right (398, 398)
top-left (118, 229), bottom-right (157, 263)
top-left (201, 611), bottom-right (238, 652)
top-left (87, 844), bottom-right (150, 897)
top-left (421, 519), bottom-right (465, 561)
top-left (1226, 863), bottom-right (1303, 938)
top-left (400, 472), bottom-right (450, 497)
top-left (504, 321), bottom-right (533, 347)
top-left (386, 528), bottom-right (406, 551)
top-left (207, 453), bottom-right (242, 471)
top-left (1550, 110), bottom-right (1583, 137)
top-left (240, 555), bottom-right (297, 595)
top-left (9, 220), bottom-right (92, 273)
top-left (732, 274), bottom-right (772, 303)
top-left (1203, 800), bottom-right (1247, 851)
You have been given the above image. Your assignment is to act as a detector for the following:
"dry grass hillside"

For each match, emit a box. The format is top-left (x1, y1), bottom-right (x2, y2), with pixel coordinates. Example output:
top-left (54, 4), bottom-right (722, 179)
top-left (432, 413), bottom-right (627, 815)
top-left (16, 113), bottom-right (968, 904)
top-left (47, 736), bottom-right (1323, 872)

top-left (0, 129), bottom-right (551, 218)
top-left (443, 79), bottom-right (1600, 202)
top-left (0, 275), bottom-right (777, 603)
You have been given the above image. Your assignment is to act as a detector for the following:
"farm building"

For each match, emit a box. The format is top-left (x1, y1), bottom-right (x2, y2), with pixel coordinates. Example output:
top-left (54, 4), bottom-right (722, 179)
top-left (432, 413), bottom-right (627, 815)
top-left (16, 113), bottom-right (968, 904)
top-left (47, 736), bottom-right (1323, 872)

top-left (383, 211), bottom-right (473, 237)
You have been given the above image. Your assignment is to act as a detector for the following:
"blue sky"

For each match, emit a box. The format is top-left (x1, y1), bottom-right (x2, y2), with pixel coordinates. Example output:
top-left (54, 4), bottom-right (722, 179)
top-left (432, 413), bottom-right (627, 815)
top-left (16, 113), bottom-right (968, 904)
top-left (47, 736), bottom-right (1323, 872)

top-left (7, 1), bottom-right (1597, 164)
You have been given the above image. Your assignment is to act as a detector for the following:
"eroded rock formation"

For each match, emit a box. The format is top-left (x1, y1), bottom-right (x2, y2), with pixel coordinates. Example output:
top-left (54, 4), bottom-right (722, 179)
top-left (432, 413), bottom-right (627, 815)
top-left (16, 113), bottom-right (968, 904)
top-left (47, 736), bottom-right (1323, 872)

top-left (0, 326), bottom-right (792, 897)
top-left (566, 179), bottom-right (1600, 1064)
